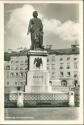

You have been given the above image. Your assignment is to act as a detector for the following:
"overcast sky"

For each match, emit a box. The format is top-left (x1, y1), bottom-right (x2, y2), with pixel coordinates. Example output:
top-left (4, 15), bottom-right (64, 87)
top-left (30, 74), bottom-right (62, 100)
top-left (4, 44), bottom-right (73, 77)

top-left (4, 3), bottom-right (79, 51)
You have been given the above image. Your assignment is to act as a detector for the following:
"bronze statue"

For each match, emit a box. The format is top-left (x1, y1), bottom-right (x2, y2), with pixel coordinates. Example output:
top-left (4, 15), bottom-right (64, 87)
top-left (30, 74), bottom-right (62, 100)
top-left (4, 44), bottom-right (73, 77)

top-left (27, 11), bottom-right (43, 50)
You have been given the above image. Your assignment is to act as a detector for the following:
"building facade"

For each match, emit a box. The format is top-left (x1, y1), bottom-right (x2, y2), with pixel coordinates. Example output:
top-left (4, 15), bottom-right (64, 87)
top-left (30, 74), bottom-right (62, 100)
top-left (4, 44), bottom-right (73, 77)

top-left (4, 55), bottom-right (28, 93)
top-left (47, 45), bottom-right (79, 92)
top-left (4, 45), bottom-right (79, 93)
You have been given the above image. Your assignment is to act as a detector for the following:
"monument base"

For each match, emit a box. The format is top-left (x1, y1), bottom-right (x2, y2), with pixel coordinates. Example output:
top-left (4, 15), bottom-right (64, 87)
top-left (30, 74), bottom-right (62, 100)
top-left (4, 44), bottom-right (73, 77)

top-left (25, 70), bottom-right (51, 93)
top-left (25, 49), bottom-right (51, 93)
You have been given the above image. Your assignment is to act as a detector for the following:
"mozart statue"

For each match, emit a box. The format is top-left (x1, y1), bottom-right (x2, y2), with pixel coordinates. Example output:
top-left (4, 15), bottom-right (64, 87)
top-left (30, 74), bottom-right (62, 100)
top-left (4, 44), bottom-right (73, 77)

top-left (27, 11), bottom-right (43, 50)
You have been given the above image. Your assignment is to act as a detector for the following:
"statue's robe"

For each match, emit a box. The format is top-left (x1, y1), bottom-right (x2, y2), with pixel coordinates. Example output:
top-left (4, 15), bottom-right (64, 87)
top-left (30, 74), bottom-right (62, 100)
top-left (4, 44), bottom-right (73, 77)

top-left (28, 17), bottom-right (43, 49)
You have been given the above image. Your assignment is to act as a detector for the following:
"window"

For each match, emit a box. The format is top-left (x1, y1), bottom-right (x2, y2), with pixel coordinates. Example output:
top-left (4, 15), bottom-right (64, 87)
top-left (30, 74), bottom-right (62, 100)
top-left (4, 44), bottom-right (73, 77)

top-left (60, 66), bottom-right (63, 69)
top-left (74, 58), bottom-right (77, 60)
top-left (49, 81), bottom-right (52, 85)
top-left (60, 72), bottom-right (63, 77)
top-left (67, 66), bottom-right (70, 69)
top-left (20, 73), bottom-right (23, 77)
top-left (15, 61), bottom-right (18, 63)
top-left (15, 67), bottom-right (18, 70)
top-left (21, 61), bottom-right (24, 64)
top-left (7, 81), bottom-right (9, 85)
top-left (20, 63), bottom-right (24, 65)
top-left (52, 66), bottom-right (55, 70)
top-left (25, 60), bottom-right (28, 63)
top-left (61, 80), bottom-right (67, 87)
top-left (15, 82), bottom-right (17, 85)
top-left (52, 72), bottom-right (55, 75)
top-left (47, 58), bottom-right (49, 62)
top-left (52, 72), bottom-right (55, 78)
top-left (52, 75), bottom-right (55, 78)
top-left (74, 80), bottom-right (78, 87)
top-left (74, 71), bottom-right (78, 78)
top-left (47, 66), bottom-right (49, 70)
top-left (67, 57), bottom-right (70, 61)
top-left (11, 60), bottom-right (13, 64)
top-left (51, 64), bottom-right (55, 70)
top-left (20, 82), bottom-right (23, 85)
top-left (74, 62), bottom-right (78, 69)
top-left (74, 74), bottom-right (77, 78)
top-left (52, 64), bottom-right (55, 65)
top-left (24, 73), bottom-right (26, 78)
top-left (20, 67), bottom-right (23, 70)
top-left (60, 63), bottom-right (63, 65)
top-left (6, 66), bottom-right (10, 70)
top-left (10, 72), bottom-right (14, 77)
top-left (60, 63), bottom-right (63, 69)
top-left (7, 73), bottom-right (9, 78)
top-left (52, 56), bottom-right (55, 61)
top-left (16, 73), bottom-right (18, 77)
top-left (67, 72), bottom-right (70, 77)
top-left (60, 58), bottom-right (63, 61)
top-left (67, 63), bottom-right (70, 69)
top-left (11, 67), bottom-right (14, 70)
top-left (25, 67), bottom-right (28, 70)
top-left (17, 86), bottom-right (20, 91)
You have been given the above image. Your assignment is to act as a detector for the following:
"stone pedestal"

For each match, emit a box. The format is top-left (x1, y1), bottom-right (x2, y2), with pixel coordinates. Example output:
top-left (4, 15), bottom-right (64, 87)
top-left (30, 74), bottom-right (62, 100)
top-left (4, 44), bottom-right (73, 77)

top-left (25, 50), bottom-right (51, 93)
top-left (17, 91), bottom-right (24, 107)
top-left (69, 91), bottom-right (75, 106)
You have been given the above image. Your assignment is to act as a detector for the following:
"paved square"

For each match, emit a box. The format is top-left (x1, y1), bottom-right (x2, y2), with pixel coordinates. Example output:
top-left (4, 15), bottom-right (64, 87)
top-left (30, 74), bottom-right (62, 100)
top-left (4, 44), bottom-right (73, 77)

top-left (5, 107), bottom-right (79, 120)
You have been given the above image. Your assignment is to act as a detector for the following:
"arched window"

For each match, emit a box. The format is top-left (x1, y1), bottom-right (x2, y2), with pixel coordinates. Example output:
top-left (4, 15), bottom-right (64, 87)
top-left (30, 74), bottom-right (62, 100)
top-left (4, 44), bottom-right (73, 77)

top-left (61, 80), bottom-right (67, 87)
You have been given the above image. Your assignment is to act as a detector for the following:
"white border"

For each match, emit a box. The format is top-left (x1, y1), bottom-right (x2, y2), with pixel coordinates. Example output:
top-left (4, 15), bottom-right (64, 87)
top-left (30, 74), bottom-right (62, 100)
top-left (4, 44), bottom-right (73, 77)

top-left (0, 0), bottom-right (83, 124)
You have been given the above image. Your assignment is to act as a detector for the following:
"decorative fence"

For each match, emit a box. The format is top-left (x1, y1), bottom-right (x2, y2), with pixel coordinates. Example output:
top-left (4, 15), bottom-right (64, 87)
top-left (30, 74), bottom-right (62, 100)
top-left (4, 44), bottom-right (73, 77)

top-left (5, 92), bottom-right (69, 107)
top-left (24, 93), bottom-right (69, 107)
top-left (4, 87), bottom-right (80, 108)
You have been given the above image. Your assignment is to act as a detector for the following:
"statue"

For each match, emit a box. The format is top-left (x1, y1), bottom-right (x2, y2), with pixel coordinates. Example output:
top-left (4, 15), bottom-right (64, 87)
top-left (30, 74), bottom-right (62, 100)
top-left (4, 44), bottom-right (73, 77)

top-left (27, 11), bottom-right (43, 50)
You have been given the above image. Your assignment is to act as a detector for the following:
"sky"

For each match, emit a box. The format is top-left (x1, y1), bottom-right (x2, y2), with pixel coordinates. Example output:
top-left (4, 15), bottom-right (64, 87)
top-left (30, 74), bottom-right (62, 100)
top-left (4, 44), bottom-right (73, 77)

top-left (4, 3), bottom-right (79, 51)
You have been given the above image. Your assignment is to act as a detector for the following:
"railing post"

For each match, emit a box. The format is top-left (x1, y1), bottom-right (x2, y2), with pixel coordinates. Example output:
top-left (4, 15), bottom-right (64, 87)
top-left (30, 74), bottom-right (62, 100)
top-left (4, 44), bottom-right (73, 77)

top-left (69, 91), bottom-right (75, 107)
top-left (17, 91), bottom-right (24, 108)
